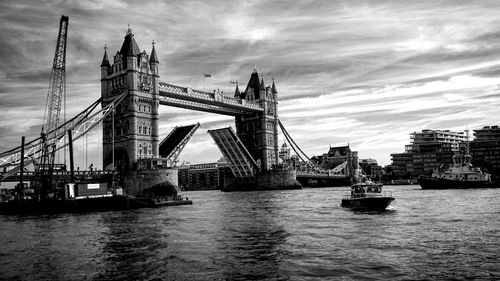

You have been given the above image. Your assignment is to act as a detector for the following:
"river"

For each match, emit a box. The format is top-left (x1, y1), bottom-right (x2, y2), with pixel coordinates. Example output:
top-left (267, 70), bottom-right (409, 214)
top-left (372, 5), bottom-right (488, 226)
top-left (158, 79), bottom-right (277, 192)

top-left (1, 185), bottom-right (499, 280)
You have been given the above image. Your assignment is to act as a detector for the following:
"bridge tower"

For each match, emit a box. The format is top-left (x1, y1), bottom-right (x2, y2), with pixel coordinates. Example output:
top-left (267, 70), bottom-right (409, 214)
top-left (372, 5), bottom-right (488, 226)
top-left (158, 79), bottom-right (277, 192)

top-left (100, 27), bottom-right (159, 171)
top-left (234, 69), bottom-right (279, 171)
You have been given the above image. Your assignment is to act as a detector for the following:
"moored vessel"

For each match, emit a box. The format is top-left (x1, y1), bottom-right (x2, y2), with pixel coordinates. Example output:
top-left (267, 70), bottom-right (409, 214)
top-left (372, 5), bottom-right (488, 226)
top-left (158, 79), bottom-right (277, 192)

top-left (418, 132), bottom-right (496, 190)
top-left (0, 181), bottom-right (192, 215)
top-left (418, 163), bottom-right (494, 189)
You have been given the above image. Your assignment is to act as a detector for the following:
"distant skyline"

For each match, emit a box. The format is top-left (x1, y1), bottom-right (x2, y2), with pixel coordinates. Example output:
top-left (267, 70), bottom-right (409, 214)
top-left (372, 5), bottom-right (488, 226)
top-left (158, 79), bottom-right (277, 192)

top-left (1, 0), bottom-right (500, 169)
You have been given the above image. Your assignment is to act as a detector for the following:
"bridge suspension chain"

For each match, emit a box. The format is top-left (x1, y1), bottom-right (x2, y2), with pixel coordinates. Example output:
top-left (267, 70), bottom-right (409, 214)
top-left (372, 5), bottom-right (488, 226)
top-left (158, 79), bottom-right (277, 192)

top-left (277, 119), bottom-right (350, 175)
top-left (277, 119), bottom-right (312, 163)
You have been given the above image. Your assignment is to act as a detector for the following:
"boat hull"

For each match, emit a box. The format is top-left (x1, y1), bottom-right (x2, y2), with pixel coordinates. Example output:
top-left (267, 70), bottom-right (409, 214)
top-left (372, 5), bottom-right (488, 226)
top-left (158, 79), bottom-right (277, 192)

top-left (418, 176), bottom-right (497, 189)
top-left (341, 196), bottom-right (394, 210)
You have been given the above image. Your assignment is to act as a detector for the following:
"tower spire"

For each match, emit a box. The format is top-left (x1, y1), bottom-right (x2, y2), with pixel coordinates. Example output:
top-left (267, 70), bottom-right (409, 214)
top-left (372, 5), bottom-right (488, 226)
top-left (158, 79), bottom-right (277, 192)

top-left (271, 77), bottom-right (277, 93)
top-left (150, 40), bottom-right (159, 64)
top-left (100, 44), bottom-right (111, 68)
top-left (234, 82), bottom-right (241, 98)
top-left (127, 23), bottom-right (132, 35)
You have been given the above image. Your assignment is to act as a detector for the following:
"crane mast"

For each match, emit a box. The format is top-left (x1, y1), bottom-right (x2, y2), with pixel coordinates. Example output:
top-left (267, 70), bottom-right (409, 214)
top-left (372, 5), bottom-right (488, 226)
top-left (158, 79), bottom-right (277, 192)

top-left (38, 15), bottom-right (69, 193)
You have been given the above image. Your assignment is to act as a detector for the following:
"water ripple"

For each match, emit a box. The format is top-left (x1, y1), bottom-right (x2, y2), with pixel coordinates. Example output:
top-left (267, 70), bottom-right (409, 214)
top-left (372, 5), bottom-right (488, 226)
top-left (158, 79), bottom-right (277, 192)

top-left (1, 186), bottom-right (499, 280)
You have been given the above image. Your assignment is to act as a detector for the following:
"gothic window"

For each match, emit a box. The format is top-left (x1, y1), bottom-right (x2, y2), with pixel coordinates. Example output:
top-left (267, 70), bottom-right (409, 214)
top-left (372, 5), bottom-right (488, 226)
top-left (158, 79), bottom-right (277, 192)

top-left (148, 127), bottom-right (151, 135)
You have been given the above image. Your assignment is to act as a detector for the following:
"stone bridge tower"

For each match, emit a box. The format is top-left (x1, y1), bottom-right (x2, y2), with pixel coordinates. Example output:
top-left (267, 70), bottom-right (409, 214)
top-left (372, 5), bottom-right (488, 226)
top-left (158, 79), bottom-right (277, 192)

top-left (234, 69), bottom-right (279, 171)
top-left (100, 27), bottom-right (159, 171)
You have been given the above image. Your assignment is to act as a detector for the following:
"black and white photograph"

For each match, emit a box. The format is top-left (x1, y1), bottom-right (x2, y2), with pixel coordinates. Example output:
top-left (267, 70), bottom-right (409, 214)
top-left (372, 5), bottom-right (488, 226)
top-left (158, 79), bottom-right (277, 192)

top-left (0, 0), bottom-right (499, 280)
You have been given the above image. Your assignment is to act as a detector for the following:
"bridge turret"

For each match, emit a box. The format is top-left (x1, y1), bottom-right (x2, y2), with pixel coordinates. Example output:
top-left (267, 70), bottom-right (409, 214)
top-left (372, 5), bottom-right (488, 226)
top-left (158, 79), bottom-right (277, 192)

top-left (100, 45), bottom-right (111, 77)
top-left (271, 78), bottom-right (279, 162)
top-left (259, 77), bottom-right (266, 100)
top-left (234, 83), bottom-right (241, 100)
top-left (100, 45), bottom-right (112, 98)
top-left (271, 78), bottom-right (278, 101)
top-left (121, 27), bottom-right (140, 71)
top-left (244, 68), bottom-right (261, 101)
top-left (149, 41), bottom-right (159, 74)
top-left (149, 41), bottom-right (160, 157)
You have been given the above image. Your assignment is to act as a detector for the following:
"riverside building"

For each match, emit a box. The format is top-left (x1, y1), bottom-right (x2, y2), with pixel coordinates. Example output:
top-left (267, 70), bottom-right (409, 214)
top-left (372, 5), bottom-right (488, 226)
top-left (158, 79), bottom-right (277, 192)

top-left (177, 158), bottom-right (230, 191)
top-left (316, 145), bottom-right (359, 171)
top-left (390, 130), bottom-right (467, 178)
top-left (470, 125), bottom-right (500, 180)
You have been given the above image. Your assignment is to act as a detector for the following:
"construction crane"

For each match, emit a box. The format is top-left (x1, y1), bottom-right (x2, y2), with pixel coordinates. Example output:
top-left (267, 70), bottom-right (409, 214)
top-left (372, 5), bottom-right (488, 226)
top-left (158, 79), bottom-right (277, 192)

top-left (37, 15), bottom-right (69, 195)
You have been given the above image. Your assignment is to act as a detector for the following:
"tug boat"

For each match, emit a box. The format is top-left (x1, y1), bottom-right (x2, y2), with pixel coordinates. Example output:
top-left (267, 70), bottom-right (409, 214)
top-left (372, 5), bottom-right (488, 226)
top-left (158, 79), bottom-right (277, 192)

top-left (418, 157), bottom-right (494, 190)
top-left (341, 181), bottom-right (394, 210)
top-left (418, 132), bottom-right (495, 190)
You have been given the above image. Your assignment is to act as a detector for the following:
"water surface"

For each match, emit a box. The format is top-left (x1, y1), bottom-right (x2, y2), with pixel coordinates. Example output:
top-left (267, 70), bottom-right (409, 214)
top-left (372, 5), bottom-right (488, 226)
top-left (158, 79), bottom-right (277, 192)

top-left (1, 185), bottom-right (499, 280)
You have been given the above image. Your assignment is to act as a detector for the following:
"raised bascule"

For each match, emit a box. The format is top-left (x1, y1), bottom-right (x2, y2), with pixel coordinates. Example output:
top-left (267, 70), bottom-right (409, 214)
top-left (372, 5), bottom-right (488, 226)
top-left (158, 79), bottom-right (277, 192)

top-left (99, 27), bottom-right (301, 193)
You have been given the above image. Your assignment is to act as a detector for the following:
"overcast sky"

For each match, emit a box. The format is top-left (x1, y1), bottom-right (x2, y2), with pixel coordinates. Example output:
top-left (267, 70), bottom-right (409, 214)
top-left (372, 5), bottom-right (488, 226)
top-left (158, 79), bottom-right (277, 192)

top-left (1, 0), bottom-right (499, 169)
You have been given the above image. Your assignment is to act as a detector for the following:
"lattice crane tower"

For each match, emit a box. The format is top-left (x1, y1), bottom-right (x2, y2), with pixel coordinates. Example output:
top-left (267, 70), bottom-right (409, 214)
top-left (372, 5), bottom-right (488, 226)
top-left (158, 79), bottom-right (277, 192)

top-left (40, 15), bottom-right (69, 177)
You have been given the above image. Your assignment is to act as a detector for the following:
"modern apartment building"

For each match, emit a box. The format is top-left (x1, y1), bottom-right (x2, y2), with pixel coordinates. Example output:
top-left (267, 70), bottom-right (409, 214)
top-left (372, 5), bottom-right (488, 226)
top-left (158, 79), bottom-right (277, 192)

top-left (390, 129), bottom-right (467, 178)
top-left (470, 125), bottom-right (500, 180)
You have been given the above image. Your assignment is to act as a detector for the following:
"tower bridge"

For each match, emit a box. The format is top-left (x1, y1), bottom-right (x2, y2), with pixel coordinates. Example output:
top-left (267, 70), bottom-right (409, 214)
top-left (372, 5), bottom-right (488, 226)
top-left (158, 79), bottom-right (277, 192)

top-left (0, 25), bottom-right (303, 193)
top-left (98, 27), bottom-right (299, 191)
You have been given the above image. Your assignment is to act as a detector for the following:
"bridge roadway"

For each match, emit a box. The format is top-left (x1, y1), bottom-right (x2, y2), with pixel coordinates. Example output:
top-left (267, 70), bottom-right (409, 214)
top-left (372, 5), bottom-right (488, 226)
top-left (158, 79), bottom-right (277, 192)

top-left (158, 82), bottom-right (264, 116)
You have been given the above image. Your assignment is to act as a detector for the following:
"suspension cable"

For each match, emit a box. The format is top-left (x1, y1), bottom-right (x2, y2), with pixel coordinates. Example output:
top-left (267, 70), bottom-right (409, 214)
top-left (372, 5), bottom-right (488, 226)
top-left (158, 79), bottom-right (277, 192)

top-left (278, 119), bottom-right (311, 161)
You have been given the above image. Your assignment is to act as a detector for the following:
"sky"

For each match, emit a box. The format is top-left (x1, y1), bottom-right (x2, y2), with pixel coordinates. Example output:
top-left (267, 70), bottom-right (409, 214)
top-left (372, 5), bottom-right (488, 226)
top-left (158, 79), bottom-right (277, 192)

top-left (0, 0), bottom-right (499, 169)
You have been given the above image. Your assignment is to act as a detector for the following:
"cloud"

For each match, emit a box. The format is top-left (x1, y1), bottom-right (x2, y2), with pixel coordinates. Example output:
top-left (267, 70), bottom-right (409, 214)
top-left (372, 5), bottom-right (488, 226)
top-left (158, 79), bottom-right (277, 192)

top-left (0, 0), bottom-right (499, 168)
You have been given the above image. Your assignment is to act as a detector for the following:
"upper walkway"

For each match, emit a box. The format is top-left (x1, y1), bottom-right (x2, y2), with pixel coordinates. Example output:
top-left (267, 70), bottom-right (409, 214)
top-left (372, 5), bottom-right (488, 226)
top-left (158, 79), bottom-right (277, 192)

top-left (158, 82), bottom-right (263, 116)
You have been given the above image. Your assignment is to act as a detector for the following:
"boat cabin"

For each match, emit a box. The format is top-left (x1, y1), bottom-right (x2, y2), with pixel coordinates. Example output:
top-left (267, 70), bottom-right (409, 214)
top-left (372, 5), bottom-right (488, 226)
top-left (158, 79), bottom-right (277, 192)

top-left (350, 183), bottom-right (383, 197)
